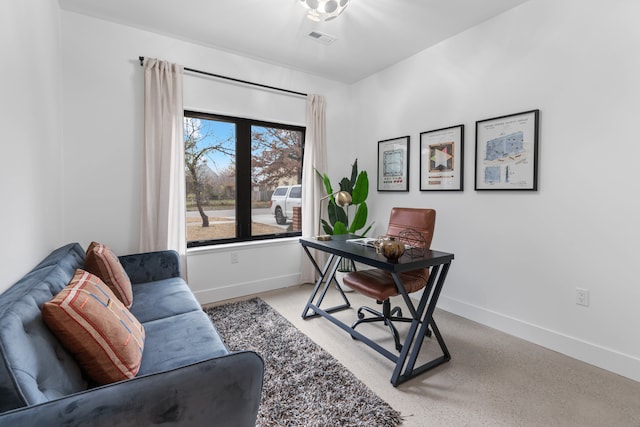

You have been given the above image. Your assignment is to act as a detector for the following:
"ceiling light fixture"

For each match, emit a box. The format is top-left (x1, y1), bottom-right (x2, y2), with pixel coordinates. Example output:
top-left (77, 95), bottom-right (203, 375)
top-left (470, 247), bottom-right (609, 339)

top-left (298, 0), bottom-right (350, 22)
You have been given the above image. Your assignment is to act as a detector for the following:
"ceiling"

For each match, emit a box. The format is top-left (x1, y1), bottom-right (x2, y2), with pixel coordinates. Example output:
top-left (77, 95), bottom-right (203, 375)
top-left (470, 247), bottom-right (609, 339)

top-left (58, 0), bottom-right (530, 83)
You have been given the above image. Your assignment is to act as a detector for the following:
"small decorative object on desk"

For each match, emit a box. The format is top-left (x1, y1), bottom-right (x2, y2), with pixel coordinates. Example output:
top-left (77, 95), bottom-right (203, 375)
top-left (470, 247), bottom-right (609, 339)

top-left (398, 229), bottom-right (427, 258)
top-left (378, 237), bottom-right (405, 262)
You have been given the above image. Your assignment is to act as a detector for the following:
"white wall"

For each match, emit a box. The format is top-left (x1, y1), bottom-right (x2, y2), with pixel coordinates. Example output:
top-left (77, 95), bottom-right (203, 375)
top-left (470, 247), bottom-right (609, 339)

top-left (59, 11), bottom-right (352, 302)
top-left (0, 0), bottom-right (63, 291)
top-left (350, 0), bottom-right (640, 381)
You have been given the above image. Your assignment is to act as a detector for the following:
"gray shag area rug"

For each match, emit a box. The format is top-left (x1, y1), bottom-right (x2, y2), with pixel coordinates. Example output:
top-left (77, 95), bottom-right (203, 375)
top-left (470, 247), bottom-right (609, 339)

top-left (205, 298), bottom-right (402, 427)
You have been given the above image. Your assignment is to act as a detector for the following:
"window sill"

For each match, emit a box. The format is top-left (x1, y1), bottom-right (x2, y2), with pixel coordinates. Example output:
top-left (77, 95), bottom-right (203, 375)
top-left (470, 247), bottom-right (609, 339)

top-left (186, 236), bottom-right (300, 256)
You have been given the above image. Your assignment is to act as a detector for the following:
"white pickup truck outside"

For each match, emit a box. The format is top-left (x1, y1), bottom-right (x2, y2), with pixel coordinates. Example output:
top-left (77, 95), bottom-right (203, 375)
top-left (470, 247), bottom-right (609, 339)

top-left (269, 184), bottom-right (301, 225)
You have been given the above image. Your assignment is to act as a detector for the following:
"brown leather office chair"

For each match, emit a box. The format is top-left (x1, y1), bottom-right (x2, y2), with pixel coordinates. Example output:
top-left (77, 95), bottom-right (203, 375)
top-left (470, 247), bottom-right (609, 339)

top-left (342, 207), bottom-right (436, 352)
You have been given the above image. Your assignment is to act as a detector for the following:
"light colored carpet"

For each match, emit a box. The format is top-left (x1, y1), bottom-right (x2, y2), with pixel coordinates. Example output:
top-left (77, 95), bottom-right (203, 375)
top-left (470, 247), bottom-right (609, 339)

top-left (252, 284), bottom-right (640, 427)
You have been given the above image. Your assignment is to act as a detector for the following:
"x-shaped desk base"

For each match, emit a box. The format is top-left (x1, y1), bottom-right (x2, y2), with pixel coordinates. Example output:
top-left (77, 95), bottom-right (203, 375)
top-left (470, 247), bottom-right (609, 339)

top-left (300, 235), bottom-right (453, 387)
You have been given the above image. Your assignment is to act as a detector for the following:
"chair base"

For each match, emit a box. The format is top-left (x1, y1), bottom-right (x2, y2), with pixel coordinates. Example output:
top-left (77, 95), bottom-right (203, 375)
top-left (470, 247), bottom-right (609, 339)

top-left (351, 299), bottom-right (431, 352)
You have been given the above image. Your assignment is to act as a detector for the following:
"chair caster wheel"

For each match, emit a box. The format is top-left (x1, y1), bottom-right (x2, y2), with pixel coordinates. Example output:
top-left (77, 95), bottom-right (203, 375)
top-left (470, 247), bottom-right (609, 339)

top-left (357, 311), bottom-right (365, 320)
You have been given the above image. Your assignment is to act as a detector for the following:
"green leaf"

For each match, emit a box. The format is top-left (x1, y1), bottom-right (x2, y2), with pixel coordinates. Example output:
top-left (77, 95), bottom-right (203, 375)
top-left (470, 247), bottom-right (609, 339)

top-left (350, 159), bottom-right (358, 188)
top-left (321, 173), bottom-right (333, 200)
top-left (321, 219), bottom-right (333, 235)
top-left (338, 177), bottom-right (352, 193)
top-left (328, 203), bottom-right (348, 226)
top-left (349, 202), bottom-right (368, 233)
top-left (335, 204), bottom-right (348, 225)
top-left (351, 171), bottom-right (369, 205)
top-left (327, 202), bottom-right (338, 225)
top-left (333, 221), bottom-right (348, 235)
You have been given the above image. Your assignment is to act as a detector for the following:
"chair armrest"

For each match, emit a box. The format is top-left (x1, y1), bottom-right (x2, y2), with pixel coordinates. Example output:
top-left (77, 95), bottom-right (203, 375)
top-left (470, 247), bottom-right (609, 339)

top-left (119, 250), bottom-right (181, 283)
top-left (0, 351), bottom-right (264, 427)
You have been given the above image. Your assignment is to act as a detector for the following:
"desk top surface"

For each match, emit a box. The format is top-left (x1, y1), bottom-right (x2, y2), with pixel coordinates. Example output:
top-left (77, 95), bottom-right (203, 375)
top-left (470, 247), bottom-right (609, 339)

top-left (300, 234), bottom-right (454, 272)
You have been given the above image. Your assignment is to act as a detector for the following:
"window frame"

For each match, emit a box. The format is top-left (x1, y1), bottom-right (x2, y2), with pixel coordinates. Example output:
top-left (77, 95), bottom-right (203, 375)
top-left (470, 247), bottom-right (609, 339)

top-left (184, 110), bottom-right (305, 248)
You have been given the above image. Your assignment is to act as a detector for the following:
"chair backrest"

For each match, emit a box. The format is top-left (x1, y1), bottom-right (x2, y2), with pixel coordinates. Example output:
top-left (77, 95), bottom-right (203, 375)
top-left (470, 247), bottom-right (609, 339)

top-left (386, 208), bottom-right (436, 250)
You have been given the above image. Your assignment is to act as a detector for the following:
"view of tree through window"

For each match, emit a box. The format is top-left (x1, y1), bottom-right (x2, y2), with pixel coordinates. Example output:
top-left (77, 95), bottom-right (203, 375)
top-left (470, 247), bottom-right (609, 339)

top-left (184, 111), bottom-right (304, 246)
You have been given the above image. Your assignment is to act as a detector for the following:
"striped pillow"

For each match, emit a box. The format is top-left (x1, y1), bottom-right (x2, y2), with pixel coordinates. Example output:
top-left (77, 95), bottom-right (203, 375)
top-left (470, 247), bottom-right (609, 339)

top-left (42, 269), bottom-right (145, 385)
top-left (85, 241), bottom-right (133, 307)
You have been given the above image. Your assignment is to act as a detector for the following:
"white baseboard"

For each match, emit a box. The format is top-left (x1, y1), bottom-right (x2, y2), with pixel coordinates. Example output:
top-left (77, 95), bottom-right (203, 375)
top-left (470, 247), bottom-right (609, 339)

top-left (193, 273), bottom-right (301, 305)
top-left (195, 278), bottom-right (640, 383)
top-left (437, 295), bottom-right (640, 383)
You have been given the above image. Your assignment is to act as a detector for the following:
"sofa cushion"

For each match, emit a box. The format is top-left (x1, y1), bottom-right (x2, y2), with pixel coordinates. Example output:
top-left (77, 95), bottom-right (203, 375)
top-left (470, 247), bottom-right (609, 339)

top-left (0, 243), bottom-right (87, 413)
top-left (119, 250), bottom-right (181, 284)
top-left (42, 269), bottom-right (145, 385)
top-left (85, 242), bottom-right (133, 307)
top-left (129, 277), bottom-right (202, 323)
top-left (137, 310), bottom-right (228, 376)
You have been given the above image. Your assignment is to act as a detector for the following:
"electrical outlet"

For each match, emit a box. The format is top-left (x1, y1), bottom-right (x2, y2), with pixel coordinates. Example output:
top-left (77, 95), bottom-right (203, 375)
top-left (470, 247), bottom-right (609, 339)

top-left (230, 252), bottom-right (239, 264)
top-left (576, 288), bottom-right (589, 307)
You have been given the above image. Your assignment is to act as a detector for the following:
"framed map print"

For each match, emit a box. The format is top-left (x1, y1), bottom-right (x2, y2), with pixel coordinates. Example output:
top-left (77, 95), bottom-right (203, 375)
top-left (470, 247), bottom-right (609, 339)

top-left (475, 109), bottom-right (539, 190)
top-left (377, 136), bottom-right (409, 192)
top-left (420, 125), bottom-right (464, 191)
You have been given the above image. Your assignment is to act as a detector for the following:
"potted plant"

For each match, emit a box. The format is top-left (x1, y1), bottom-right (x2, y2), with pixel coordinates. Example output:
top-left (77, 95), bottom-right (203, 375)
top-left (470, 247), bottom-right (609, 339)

top-left (317, 159), bottom-right (372, 237)
top-left (317, 159), bottom-right (373, 291)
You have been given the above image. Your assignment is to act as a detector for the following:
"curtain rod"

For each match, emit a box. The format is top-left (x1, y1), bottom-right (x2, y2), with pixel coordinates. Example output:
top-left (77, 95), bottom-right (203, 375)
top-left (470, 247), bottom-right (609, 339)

top-left (138, 56), bottom-right (307, 98)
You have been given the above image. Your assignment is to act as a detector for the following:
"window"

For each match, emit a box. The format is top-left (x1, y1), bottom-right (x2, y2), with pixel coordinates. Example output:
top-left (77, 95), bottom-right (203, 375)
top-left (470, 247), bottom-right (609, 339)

top-left (184, 110), bottom-right (305, 247)
top-left (289, 186), bottom-right (302, 198)
top-left (272, 187), bottom-right (288, 197)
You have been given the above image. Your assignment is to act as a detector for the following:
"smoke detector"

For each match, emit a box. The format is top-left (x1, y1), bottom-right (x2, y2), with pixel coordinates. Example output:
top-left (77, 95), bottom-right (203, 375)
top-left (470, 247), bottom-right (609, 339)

top-left (307, 31), bottom-right (337, 45)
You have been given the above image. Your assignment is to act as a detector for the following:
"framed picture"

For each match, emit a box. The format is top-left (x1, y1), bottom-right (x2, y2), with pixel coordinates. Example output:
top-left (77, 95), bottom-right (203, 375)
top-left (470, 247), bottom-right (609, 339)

top-left (475, 109), bottom-right (539, 190)
top-left (377, 136), bottom-right (410, 192)
top-left (420, 125), bottom-right (464, 191)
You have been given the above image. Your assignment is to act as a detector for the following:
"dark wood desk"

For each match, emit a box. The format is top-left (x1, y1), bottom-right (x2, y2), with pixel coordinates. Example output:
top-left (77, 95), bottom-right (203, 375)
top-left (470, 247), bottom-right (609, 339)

top-left (300, 234), bottom-right (454, 386)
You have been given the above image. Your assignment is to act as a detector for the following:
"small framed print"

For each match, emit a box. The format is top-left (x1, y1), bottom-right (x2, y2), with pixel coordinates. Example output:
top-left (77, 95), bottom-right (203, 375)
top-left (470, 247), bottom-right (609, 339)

top-left (475, 109), bottom-right (539, 190)
top-left (420, 125), bottom-right (464, 191)
top-left (378, 136), bottom-right (410, 192)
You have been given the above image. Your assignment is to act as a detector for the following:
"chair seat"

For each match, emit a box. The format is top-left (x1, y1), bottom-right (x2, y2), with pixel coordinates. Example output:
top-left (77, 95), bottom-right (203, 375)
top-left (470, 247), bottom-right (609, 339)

top-left (343, 268), bottom-right (429, 301)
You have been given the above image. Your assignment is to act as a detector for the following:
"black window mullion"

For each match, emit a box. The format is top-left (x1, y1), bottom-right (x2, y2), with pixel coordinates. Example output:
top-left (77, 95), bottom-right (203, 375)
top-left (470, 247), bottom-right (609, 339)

top-left (236, 120), bottom-right (252, 239)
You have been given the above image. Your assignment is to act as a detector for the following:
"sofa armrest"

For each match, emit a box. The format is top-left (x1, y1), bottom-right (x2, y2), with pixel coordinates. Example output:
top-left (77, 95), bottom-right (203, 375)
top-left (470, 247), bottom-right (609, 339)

top-left (119, 250), bottom-right (181, 284)
top-left (0, 351), bottom-right (264, 427)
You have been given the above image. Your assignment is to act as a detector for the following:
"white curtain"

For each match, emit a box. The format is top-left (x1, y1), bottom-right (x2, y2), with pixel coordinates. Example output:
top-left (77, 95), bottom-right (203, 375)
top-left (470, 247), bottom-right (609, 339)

top-left (140, 58), bottom-right (187, 277)
top-left (300, 94), bottom-right (327, 283)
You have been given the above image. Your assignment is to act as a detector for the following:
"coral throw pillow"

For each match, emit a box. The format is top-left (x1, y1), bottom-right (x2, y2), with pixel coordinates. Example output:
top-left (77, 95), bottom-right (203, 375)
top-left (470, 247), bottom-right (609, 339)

top-left (85, 241), bottom-right (133, 307)
top-left (42, 269), bottom-right (145, 385)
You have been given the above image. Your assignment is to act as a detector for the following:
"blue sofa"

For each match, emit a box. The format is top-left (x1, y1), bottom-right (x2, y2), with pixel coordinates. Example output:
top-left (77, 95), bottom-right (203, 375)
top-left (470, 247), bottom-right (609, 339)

top-left (0, 243), bottom-right (264, 426)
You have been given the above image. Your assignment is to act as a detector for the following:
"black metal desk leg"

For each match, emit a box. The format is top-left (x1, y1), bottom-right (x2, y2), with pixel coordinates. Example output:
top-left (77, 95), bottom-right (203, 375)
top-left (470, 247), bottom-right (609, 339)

top-left (301, 249), bottom-right (350, 319)
top-left (390, 262), bottom-right (452, 386)
top-left (301, 249), bottom-right (336, 319)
